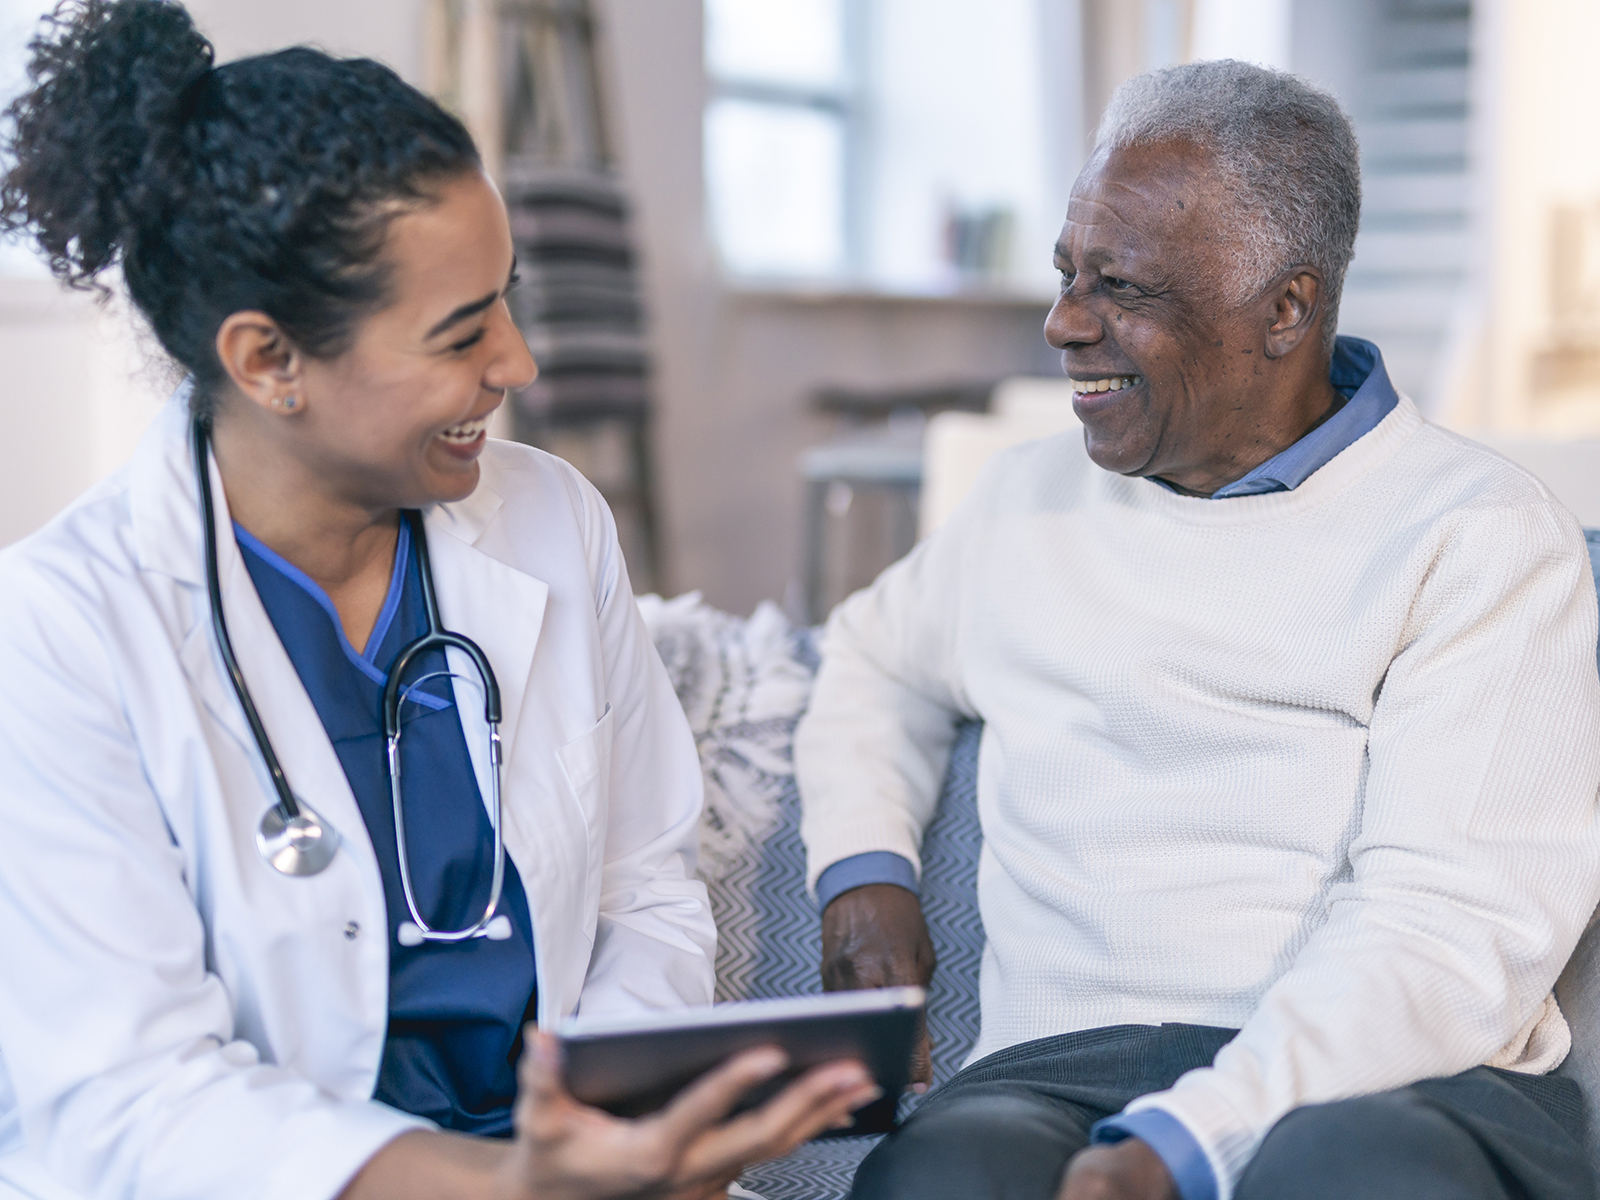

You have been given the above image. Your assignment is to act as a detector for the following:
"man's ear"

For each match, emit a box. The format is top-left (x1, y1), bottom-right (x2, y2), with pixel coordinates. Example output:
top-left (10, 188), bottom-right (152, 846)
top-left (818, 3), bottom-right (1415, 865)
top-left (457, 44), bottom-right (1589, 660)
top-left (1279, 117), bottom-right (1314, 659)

top-left (214, 312), bottom-right (307, 415)
top-left (1262, 268), bottom-right (1324, 360)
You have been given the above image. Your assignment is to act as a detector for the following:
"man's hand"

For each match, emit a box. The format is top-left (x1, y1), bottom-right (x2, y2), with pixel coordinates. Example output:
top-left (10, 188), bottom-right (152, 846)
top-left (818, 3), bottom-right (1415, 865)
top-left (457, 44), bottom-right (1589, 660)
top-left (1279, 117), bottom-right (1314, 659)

top-left (1057, 1139), bottom-right (1178, 1200)
top-left (820, 884), bottom-right (936, 1087)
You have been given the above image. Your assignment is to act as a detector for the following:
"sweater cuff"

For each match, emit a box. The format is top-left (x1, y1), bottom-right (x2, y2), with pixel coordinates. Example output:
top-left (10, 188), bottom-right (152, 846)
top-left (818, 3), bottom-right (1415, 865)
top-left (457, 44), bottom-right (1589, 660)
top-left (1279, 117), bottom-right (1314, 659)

top-left (1091, 1109), bottom-right (1218, 1200)
top-left (815, 851), bottom-right (919, 911)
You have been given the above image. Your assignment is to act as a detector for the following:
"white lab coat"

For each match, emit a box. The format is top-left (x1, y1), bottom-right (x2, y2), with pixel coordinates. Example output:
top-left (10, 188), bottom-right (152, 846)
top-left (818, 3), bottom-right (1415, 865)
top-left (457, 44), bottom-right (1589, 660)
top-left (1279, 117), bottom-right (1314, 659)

top-left (0, 394), bottom-right (715, 1200)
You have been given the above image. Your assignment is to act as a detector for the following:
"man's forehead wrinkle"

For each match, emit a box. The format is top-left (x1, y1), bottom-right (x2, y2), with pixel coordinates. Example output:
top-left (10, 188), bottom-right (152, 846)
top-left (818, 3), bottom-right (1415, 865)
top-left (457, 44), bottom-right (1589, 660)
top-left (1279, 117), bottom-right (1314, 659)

top-left (1095, 141), bottom-right (1222, 229)
top-left (1068, 156), bottom-right (1211, 246)
top-left (1060, 195), bottom-right (1161, 263)
top-left (1103, 170), bottom-right (1197, 210)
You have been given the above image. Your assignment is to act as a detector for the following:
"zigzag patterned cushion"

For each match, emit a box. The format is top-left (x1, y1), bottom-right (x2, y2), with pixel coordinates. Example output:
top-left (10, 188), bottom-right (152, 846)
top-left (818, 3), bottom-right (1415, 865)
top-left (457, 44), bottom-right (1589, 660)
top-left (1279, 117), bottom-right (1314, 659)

top-left (734, 720), bottom-right (984, 1200)
top-left (637, 596), bottom-right (987, 1200)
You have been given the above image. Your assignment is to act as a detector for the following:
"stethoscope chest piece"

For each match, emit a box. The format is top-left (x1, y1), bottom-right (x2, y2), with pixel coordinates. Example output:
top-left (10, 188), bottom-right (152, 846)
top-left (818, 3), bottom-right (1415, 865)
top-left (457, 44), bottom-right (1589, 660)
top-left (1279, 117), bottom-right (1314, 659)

top-left (256, 797), bottom-right (342, 877)
top-left (195, 416), bottom-right (506, 938)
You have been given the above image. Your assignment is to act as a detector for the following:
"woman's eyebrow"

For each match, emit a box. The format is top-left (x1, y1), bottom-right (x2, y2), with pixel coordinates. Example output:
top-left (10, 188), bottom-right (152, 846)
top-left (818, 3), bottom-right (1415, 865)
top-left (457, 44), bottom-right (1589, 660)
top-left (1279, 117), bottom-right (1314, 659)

top-left (424, 262), bottom-right (519, 340)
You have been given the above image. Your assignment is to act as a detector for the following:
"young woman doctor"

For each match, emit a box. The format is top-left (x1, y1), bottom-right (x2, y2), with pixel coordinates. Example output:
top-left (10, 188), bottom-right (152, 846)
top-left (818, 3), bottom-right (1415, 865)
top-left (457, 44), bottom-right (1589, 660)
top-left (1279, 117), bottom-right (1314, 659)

top-left (0, 3), bottom-right (878, 1198)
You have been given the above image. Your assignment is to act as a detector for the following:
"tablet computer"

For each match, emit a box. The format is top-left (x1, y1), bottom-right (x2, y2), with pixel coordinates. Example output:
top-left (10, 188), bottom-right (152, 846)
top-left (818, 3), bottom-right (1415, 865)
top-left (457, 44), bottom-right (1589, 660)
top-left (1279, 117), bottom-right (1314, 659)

top-left (559, 987), bottom-right (926, 1137)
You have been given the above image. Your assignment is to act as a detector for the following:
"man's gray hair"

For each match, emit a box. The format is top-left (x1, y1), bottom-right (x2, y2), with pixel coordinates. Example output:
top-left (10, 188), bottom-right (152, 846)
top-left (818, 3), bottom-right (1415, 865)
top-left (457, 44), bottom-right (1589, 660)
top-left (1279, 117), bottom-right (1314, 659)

top-left (1096, 60), bottom-right (1360, 352)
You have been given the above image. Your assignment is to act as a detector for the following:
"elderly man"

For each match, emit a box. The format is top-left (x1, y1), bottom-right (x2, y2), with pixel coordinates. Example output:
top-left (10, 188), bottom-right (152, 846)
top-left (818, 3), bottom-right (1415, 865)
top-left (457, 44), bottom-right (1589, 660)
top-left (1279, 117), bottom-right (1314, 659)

top-left (796, 60), bottom-right (1600, 1200)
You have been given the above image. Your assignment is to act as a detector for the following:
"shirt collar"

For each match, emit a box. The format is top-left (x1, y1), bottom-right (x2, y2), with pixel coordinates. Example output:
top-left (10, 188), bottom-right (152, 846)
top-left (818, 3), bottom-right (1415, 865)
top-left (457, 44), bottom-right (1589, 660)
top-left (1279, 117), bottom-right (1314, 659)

top-left (1145, 336), bottom-right (1399, 500)
top-left (1208, 336), bottom-right (1399, 498)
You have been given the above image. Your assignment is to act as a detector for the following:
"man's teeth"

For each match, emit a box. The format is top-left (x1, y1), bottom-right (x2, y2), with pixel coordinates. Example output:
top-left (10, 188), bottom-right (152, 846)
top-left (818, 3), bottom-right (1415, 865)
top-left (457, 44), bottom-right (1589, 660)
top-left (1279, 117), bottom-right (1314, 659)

top-left (1069, 375), bottom-right (1142, 394)
top-left (438, 415), bottom-right (490, 443)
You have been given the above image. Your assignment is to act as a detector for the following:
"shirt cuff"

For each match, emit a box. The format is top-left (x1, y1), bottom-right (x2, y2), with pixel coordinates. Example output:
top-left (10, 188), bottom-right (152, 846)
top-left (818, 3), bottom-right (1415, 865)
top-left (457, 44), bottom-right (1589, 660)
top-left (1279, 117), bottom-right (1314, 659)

top-left (815, 851), bottom-right (918, 911)
top-left (1091, 1109), bottom-right (1218, 1200)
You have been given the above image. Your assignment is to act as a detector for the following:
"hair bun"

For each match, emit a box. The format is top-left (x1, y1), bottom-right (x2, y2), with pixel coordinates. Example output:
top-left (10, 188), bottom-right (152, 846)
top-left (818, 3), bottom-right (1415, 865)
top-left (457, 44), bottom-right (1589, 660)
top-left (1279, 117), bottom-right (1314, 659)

top-left (1, 0), bottom-right (214, 286)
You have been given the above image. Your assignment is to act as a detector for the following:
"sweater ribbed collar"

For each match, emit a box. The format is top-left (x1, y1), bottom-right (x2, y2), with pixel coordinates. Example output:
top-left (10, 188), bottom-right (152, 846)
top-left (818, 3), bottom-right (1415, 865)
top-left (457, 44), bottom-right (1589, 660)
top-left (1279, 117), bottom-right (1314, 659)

top-left (1099, 395), bottom-right (1426, 525)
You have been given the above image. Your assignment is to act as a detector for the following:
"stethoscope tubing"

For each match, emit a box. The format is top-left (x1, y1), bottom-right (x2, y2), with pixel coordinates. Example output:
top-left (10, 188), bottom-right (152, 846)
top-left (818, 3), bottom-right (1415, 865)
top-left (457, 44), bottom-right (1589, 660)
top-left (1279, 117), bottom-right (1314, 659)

top-left (193, 416), bottom-right (509, 944)
top-left (385, 511), bottom-right (508, 944)
top-left (192, 416), bottom-right (305, 822)
top-left (388, 693), bottom-right (507, 944)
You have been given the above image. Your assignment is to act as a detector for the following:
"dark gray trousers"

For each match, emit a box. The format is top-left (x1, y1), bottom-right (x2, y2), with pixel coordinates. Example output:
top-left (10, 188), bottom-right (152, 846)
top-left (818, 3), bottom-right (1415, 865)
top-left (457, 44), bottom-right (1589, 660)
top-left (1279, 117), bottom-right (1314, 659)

top-left (851, 1024), bottom-right (1593, 1200)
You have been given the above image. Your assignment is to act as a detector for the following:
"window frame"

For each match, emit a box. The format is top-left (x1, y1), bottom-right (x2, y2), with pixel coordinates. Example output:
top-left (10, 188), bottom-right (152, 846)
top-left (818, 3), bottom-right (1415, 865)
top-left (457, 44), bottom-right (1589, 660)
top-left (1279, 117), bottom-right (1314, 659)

top-left (703, 0), bottom-right (868, 283)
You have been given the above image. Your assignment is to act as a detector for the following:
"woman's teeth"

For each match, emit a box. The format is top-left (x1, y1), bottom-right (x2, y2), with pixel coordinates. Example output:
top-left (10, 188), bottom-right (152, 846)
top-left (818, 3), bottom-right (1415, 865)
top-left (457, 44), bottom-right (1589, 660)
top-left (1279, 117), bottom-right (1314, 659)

top-left (438, 415), bottom-right (489, 443)
top-left (1069, 375), bottom-right (1142, 394)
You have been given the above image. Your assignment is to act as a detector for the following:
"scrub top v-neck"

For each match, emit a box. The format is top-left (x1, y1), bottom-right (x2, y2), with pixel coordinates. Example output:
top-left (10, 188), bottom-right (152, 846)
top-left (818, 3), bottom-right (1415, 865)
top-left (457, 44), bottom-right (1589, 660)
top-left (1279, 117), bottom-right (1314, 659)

top-left (235, 518), bottom-right (537, 1136)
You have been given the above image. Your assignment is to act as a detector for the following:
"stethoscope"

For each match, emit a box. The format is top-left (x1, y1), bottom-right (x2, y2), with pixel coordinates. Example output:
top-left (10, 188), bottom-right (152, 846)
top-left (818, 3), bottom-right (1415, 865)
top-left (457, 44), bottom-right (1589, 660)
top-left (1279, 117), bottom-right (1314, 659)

top-left (192, 416), bottom-right (512, 946)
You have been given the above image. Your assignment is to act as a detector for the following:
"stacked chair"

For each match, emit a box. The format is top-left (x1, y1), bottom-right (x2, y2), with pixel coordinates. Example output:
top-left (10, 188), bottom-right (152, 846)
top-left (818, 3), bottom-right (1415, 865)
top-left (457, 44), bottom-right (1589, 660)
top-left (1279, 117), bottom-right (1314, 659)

top-left (427, 0), bottom-right (662, 588)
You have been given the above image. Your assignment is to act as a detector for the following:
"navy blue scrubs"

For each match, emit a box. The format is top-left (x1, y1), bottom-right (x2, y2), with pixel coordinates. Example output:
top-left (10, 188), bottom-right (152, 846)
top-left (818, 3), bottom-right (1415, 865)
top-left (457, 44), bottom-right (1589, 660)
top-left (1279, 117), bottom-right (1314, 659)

top-left (237, 520), bottom-right (537, 1136)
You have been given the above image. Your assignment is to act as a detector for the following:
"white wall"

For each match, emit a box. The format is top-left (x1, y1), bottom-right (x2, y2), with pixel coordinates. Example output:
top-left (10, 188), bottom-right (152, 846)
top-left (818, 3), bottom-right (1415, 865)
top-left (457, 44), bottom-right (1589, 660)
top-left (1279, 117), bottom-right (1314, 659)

top-left (1444, 0), bottom-right (1600, 435)
top-left (0, 285), bottom-right (170, 545)
top-left (185, 0), bottom-right (426, 77)
top-left (1191, 0), bottom-right (1291, 68)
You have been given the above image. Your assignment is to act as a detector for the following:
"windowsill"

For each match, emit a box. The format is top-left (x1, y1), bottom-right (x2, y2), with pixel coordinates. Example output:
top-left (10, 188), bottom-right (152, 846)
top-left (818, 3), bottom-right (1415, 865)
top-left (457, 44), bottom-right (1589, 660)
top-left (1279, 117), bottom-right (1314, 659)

top-left (724, 278), bottom-right (1056, 308)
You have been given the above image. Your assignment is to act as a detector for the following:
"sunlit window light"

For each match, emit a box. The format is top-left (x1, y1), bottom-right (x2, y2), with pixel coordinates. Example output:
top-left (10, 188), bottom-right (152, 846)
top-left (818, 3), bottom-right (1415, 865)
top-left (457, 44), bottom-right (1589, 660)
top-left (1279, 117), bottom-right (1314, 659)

top-left (705, 0), bottom-right (846, 91)
top-left (705, 98), bottom-right (846, 278)
top-left (704, 0), bottom-right (855, 282)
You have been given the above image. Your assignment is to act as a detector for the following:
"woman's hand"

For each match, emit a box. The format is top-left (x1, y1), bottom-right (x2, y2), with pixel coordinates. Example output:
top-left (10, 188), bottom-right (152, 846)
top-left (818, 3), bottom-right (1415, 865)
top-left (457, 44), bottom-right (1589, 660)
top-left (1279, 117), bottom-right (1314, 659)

top-left (495, 1030), bottom-right (882, 1200)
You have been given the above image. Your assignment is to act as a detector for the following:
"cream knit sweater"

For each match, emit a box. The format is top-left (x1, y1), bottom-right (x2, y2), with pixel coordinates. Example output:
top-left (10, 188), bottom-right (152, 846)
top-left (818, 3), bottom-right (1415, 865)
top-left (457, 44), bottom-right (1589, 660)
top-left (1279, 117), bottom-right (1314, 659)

top-left (796, 397), bottom-right (1600, 1194)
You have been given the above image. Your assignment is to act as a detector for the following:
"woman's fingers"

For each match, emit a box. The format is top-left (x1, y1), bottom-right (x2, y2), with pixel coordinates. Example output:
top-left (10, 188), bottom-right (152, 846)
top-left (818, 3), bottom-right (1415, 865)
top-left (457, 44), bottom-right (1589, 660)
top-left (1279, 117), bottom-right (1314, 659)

top-left (652, 1045), bottom-right (791, 1146)
top-left (678, 1060), bottom-right (881, 1179)
top-left (504, 1034), bottom-right (883, 1198)
top-left (514, 1028), bottom-right (579, 1142)
top-left (732, 1060), bottom-right (879, 1149)
top-left (517, 1029), bottom-right (561, 1097)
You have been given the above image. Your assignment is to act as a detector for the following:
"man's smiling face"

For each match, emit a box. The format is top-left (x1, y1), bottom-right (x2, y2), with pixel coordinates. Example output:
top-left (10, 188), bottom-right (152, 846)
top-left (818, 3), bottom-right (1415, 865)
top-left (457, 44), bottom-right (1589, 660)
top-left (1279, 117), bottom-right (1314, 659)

top-left (1046, 138), bottom-right (1302, 494)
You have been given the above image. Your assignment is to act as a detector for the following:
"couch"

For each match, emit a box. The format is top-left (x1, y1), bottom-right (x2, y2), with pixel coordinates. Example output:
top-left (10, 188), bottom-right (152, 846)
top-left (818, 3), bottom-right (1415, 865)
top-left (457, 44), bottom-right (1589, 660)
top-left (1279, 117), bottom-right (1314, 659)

top-left (638, 527), bottom-right (1600, 1200)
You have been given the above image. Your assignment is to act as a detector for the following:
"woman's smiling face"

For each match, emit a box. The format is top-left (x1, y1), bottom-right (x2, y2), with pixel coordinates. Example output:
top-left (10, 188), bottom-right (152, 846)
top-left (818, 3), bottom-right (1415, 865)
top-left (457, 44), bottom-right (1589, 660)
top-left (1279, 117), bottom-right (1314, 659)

top-left (287, 169), bottom-right (537, 509)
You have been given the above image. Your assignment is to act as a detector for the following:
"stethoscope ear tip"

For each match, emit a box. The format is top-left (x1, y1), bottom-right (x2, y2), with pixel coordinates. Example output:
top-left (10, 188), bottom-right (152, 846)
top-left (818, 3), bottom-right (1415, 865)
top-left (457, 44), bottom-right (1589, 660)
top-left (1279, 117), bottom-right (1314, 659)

top-left (396, 914), bottom-right (512, 946)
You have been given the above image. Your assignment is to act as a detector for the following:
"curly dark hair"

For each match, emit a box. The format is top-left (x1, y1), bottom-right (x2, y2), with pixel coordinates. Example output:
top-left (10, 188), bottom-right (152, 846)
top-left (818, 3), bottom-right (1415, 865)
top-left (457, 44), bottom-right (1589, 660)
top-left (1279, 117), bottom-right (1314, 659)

top-left (0, 0), bottom-right (481, 416)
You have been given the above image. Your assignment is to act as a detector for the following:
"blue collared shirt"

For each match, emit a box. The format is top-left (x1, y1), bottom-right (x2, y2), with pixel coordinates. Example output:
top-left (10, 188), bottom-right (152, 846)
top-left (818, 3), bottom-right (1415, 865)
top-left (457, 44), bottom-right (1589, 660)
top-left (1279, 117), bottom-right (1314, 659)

top-left (237, 519), bottom-right (539, 1136)
top-left (1189, 335), bottom-right (1397, 498)
top-left (813, 337), bottom-right (1400, 1200)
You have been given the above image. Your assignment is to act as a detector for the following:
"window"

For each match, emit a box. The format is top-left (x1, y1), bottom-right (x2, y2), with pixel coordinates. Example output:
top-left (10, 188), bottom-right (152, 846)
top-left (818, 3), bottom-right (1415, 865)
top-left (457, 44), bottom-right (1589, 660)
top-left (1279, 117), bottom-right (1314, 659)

top-left (703, 0), bottom-right (1059, 297)
top-left (703, 0), bottom-right (857, 280)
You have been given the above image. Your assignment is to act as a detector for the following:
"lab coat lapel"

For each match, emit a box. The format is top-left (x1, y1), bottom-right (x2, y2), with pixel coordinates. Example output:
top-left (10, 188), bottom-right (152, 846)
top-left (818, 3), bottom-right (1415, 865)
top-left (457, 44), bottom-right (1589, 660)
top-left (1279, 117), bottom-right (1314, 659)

top-left (135, 395), bottom-right (383, 896)
top-left (423, 496), bottom-right (549, 772)
top-left (129, 386), bottom-right (207, 586)
top-left (131, 389), bottom-right (263, 760)
top-left (423, 495), bottom-right (568, 1009)
top-left (193, 516), bottom-right (385, 898)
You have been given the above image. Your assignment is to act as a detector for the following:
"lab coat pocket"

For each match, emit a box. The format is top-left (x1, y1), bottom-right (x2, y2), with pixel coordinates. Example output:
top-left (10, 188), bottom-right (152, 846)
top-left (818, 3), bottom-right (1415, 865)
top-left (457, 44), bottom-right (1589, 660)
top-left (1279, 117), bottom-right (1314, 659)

top-left (557, 705), bottom-right (614, 907)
